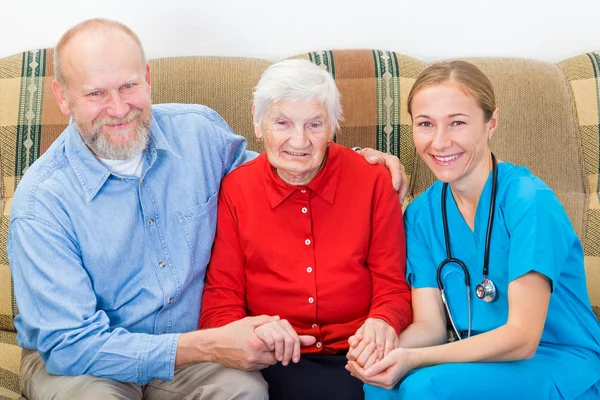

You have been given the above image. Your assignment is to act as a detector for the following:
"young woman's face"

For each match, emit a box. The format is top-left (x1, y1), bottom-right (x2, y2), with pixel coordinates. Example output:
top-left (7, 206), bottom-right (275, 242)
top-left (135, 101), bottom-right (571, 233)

top-left (411, 81), bottom-right (498, 188)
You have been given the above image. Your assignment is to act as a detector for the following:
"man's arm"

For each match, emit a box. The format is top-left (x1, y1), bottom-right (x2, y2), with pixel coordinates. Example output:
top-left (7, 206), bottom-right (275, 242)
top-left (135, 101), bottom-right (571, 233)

top-left (9, 216), bottom-right (179, 384)
top-left (177, 315), bottom-right (278, 371)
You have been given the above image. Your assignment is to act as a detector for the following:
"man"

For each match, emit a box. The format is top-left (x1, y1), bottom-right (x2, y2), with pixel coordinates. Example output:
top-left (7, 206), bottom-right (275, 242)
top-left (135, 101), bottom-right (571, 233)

top-left (8, 18), bottom-right (408, 399)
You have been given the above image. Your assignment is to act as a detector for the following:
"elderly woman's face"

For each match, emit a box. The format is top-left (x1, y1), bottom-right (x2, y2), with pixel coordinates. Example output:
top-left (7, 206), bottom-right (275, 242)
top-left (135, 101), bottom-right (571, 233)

top-left (411, 81), bottom-right (497, 187)
top-left (256, 99), bottom-right (333, 185)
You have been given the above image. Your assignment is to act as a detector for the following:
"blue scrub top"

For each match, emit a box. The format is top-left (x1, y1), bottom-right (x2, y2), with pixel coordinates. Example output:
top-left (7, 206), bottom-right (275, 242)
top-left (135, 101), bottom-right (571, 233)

top-left (404, 162), bottom-right (600, 397)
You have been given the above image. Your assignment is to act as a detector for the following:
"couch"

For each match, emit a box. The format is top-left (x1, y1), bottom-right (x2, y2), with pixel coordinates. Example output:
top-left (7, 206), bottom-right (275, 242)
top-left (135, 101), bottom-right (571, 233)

top-left (0, 48), bottom-right (599, 399)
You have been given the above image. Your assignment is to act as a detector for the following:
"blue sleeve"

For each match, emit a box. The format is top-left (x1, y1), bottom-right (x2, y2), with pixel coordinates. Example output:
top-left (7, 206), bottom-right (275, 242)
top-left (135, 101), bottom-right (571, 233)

top-left (8, 216), bottom-right (179, 384)
top-left (405, 203), bottom-right (439, 288)
top-left (505, 178), bottom-right (574, 290)
top-left (207, 109), bottom-right (258, 175)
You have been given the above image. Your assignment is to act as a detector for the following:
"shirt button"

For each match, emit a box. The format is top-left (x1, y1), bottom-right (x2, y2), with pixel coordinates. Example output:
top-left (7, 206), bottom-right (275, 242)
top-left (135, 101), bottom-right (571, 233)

top-left (301, 207), bottom-right (308, 214)
top-left (301, 189), bottom-right (307, 193)
top-left (159, 261), bottom-right (165, 268)
top-left (140, 180), bottom-right (144, 186)
top-left (308, 297), bottom-right (314, 304)
top-left (148, 219), bottom-right (155, 225)
top-left (307, 266), bottom-right (312, 273)
top-left (316, 342), bottom-right (322, 348)
top-left (305, 239), bottom-right (311, 245)
top-left (312, 324), bottom-right (317, 328)
top-left (168, 298), bottom-right (173, 304)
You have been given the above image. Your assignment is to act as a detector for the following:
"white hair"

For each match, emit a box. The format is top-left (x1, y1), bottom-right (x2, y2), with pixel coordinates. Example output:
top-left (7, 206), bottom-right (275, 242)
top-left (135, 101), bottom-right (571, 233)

top-left (253, 59), bottom-right (343, 132)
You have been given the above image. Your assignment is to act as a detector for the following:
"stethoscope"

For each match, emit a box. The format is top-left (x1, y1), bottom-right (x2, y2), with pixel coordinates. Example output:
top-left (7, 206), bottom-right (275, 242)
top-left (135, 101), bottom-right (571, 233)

top-left (436, 153), bottom-right (498, 340)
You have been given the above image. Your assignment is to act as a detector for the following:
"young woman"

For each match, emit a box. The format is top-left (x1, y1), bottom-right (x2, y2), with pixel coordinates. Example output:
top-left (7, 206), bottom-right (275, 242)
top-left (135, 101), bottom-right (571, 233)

top-left (347, 61), bottom-right (600, 399)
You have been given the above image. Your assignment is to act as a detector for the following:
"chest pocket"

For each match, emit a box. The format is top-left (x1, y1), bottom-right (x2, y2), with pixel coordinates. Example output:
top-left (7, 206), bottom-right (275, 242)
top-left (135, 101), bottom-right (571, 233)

top-left (175, 192), bottom-right (218, 252)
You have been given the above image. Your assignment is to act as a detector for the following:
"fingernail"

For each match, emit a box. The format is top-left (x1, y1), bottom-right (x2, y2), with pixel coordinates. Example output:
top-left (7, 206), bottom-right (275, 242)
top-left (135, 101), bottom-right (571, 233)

top-left (368, 156), bottom-right (378, 162)
top-left (365, 368), bottom-right (372, 376)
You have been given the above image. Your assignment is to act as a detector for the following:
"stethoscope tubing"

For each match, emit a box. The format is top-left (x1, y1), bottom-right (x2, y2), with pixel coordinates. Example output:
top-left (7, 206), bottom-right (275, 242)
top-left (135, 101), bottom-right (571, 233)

top-left (436, 152), bottom-right (498, 340)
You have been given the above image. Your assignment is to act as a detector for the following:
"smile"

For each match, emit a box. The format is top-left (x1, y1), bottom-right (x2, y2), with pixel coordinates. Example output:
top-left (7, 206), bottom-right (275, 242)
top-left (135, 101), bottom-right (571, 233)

top-left (431, 153), bottom-right (463, 164)
top-left (284, 151), bottom-right (309, 156)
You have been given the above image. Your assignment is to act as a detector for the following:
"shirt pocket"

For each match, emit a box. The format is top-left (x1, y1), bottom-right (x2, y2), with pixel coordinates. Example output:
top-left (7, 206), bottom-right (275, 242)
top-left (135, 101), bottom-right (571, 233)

top-left (175, 192), bottom-right (218, 253)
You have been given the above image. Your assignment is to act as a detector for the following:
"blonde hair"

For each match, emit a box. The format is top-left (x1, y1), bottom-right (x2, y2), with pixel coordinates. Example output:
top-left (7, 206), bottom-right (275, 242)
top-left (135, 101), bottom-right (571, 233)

top-left (54, 18), bottom-right (146, 86)
top-left (407, 61), bottom-right (496, 122)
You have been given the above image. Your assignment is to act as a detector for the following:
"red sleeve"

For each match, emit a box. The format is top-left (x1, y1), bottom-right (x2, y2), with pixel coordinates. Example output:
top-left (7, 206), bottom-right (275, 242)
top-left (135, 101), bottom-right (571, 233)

top-left (366, 172), bottom-right (412, 334)
top-left (199, 187), bottom-right (248, 329)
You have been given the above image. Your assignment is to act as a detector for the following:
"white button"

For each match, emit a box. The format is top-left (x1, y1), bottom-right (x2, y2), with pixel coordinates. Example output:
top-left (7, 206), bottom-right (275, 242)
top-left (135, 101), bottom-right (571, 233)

top-left (301, 189), bottom-right (307, 193)
top-left (316, 342), bottom-right (322, 348)
top-left (148, 219), bottom-right (155, 225)
top-left (168, 298), bottom-right (173, 304)
top-left (307, 266), bottom-right (313, 273)
top-left (308, 297), bottom-right (314, 304)
top-left (305, 239), bottom-right (311, 245)
top-left (312, 324), bottom-right (318, 328)
top-left (140, 180), bottom-right (144, 186)
top-left (159, 261), bottom-right (165, 268)
top-left (301, 207), bottom-right (308, 214)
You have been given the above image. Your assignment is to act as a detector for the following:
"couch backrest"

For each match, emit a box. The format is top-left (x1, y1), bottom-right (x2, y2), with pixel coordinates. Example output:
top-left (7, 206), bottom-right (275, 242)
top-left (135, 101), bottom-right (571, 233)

top-left (0, 49), bottom-right (598, 338)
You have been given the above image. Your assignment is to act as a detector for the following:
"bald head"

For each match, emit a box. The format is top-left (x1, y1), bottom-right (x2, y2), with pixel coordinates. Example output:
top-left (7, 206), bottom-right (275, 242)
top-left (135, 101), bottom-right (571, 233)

top-left (54, 18), bottom-right (146, 86)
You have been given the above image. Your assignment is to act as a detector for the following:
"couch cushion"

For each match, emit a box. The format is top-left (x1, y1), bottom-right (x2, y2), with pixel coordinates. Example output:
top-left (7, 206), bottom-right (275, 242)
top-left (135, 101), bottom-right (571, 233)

top-left (148, 56), bottom-right (272, 153)
top-left (0, 330), bottom-right (21, 399)
top-left (289, 50), bottom-right (425, 187)
top-left (559, 52), bottom-right (600, 317)
top-left (0, 49), bottom-right (69, 332)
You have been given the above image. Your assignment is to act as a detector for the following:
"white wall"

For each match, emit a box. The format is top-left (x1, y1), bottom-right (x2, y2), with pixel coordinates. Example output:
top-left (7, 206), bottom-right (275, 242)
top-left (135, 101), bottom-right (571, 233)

top-left (2, 0), bottom-right (600, 63)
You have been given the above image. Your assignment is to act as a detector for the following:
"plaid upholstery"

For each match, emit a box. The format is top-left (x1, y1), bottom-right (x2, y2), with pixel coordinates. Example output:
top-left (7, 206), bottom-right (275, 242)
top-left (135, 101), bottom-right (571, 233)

top-left (559, 53), bottom-right (600, 319)
top-left (0, 48), bottom-right (69, 398)
top-left (289, 50), bottom-right (426, 186)
top-left (148, 56), bottom-right (272, 152)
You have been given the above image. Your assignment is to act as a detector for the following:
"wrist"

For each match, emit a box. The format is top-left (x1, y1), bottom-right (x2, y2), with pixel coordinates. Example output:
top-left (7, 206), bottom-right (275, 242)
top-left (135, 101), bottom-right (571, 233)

top-left (405, 347), bottom-right (425, 370)
top-left (175, 330), bottom-right (217, 369)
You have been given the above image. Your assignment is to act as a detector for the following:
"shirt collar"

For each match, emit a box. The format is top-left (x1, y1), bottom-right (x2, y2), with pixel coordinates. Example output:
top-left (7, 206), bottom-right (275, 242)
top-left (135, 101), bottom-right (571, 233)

top-left (64, 109), bottom-right (181, 201)
top-left (263, 142), bottom-right (343, 209)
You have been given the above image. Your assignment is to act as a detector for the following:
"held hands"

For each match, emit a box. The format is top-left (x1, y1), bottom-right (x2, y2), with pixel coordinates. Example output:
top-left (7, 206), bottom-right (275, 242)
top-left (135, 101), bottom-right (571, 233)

top-left (346, 347), bottom-right (417, 390)
top-left (211, 315), bottom-right (280, 371)
top-left (346, 318), bottom-right (398, 370)
top-left (359, 148), bottom-right (408, 204)
top-left (254, 316), bottom-right (316, 366)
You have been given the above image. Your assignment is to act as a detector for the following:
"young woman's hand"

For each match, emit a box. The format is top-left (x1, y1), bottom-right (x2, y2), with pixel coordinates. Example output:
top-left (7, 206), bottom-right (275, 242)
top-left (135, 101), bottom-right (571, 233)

top-left (346, 347), bottom-right (418, 390)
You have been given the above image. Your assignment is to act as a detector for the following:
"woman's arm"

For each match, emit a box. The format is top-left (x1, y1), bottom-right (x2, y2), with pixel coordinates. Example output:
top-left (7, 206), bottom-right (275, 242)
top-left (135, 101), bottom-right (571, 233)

top-left (199, 189), bottom-right (248, 329)
top-left (348, 271), bottom-right (551, 389)
top-left (396, 287), bottom-right (448, 348)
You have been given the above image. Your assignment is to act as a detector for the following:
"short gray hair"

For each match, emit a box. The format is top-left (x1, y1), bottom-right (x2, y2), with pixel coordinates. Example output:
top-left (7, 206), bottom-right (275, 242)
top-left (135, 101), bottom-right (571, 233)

top-left (54, 18), bottom-right (146, 87)
top-left (253, 59), bottom-right (343, 132)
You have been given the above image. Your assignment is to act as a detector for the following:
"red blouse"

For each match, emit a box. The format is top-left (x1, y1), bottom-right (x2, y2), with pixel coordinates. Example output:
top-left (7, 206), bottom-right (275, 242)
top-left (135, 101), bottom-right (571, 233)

top-left (199, 143), bottom-right (412, 354)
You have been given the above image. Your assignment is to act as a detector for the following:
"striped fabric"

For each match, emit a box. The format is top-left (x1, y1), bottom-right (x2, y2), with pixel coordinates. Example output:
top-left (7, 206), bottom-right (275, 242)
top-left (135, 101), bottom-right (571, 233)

top-left (0, 48), bottom-right (62, 400)
top-left (559, 53), bottom-right (600, 320)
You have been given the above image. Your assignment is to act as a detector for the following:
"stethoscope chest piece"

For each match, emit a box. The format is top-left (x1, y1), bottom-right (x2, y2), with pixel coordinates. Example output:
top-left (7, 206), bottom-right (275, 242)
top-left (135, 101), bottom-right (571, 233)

top-left (475, 277), bottom-right (497, 302)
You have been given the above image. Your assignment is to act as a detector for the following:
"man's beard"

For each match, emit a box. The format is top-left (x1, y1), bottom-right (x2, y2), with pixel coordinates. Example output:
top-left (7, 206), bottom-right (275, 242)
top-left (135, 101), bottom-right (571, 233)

top-left (74, 108), bottom-right (151, 160)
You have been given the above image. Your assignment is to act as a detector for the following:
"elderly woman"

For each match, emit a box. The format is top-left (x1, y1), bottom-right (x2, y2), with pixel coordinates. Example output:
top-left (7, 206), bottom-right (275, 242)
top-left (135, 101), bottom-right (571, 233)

top-left (199, 59), bottom-right (412, 399)
top-left (347, 61), bottom-right (600, 399)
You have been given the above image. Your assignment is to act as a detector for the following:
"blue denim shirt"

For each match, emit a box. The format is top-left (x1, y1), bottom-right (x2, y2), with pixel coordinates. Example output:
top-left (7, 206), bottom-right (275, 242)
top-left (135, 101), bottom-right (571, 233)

top-left (8, 104), bottom-right (254, 384)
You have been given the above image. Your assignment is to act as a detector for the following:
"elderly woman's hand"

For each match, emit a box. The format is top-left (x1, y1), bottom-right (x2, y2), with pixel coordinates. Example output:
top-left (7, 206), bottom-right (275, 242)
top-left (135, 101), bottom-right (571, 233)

top-left (358, 148), bottom-right (408, 204)
top-left (347, 318), bottom-right (399, 369)
top-left (254, 316), bottom-right (316, 366)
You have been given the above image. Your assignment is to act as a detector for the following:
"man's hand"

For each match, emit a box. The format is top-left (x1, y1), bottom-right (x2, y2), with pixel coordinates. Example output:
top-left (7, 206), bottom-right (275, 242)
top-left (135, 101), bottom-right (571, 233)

top-left (176, 315), bottom-right (278, 371)
top-left (254, 317), bottom-right (316, 366)
top-left (347, 318), bottom-right (398, 370)
top-left (359, 148), bottom-right (408, 204)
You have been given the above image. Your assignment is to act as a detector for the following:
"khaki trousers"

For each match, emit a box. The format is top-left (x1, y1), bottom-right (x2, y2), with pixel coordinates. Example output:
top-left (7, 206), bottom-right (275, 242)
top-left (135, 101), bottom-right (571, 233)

top-left (20, 349), bottom-right (268, 400)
